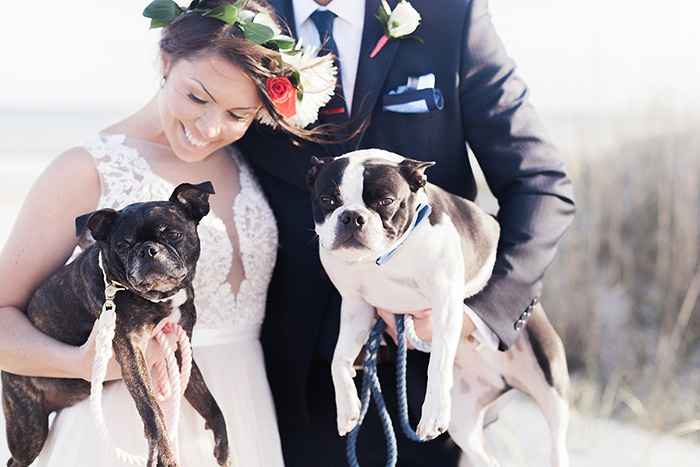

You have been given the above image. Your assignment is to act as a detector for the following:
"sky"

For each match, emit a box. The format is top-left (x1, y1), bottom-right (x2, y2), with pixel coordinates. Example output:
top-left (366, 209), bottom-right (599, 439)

top-left (1, 0), bottom-right (699, 118)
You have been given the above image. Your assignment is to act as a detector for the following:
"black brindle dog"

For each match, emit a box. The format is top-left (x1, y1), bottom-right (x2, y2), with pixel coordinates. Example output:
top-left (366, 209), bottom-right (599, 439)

top-left (2, 182), bottom-right (229, 467)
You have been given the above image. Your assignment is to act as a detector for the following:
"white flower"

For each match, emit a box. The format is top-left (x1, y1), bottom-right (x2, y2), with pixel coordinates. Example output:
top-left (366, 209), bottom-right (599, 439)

top-left (256, 46), bottom-right (337, 129)
top-left (370, 1), bottom-right (422, 58)
top-left (385, 1), bottom-right (421, 38)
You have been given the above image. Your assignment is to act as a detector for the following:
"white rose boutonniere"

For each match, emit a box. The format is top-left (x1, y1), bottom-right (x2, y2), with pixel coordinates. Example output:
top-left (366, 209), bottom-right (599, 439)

top-left (370, 0), bottom-right (423, 58)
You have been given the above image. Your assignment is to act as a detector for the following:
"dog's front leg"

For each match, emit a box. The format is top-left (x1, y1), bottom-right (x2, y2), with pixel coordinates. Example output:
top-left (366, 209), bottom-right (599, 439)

top-left (183, 361), bottom-right (230, 465)
top-left (176, 300), bottom-right (230, 465)
top-left (112, 332), bottom-right (177, 467)
top-left (417, 287), bottom-right (464, 440)
top-left (331, 297), bottom-right (376, 436)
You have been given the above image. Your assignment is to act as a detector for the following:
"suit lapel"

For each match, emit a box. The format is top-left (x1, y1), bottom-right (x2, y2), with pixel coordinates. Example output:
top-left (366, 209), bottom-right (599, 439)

top-left (268, 0), bottom-right (297, 37)
top-left (348, 0), bottom-right (401, 150)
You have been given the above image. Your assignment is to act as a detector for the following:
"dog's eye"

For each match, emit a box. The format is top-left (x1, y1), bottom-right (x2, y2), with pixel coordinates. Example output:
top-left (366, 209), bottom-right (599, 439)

top-left (378, 198), bottom-right (394, 206)
top-left (116, 240), bottom-right (130, 250)
top-left (166, 232), bottom-right (182, 241)
top-left (320, 196), bottom-right (335, 206)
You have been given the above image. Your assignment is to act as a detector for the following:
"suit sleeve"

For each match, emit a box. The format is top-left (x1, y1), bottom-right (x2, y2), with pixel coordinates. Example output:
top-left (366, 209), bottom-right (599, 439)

top-left (458, 0), bottom-right (575, 349)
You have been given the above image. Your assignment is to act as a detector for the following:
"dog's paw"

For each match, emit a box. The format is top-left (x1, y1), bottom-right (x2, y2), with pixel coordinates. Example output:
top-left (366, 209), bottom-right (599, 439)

top-left (154, 453), bottom-right (179, 467)
top-left (416, 416), bottom-right (449, 441)
top-left (416, 398), bottom-right (451, 441)
top-left (149, 441), bottom-right (179, 467)
top-left (336, 394), bottom-right (362, 436)
top-left (213, 437), bottom-right (230, 466)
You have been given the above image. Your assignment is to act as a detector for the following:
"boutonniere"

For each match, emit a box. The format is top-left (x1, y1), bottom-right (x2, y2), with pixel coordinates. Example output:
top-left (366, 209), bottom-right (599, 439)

top-left (370, 0), bottom-right (423, 58)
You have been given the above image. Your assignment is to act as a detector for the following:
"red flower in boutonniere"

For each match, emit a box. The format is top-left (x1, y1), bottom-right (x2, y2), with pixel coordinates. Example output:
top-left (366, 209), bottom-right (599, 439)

top-left (266, 77), bottom-right (297, 118)
top-left (370, 0), bottom-right (423, 58)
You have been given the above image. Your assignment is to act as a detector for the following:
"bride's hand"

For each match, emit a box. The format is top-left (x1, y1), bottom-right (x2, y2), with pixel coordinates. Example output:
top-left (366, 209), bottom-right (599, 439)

top-left (376, 308), bottom-right (477, 349)
top-left (78, 321), bottom-right (177, 382)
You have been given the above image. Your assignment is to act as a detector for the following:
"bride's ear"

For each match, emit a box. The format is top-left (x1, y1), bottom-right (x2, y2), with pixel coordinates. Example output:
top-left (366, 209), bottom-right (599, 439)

top-left (159, 52), bottom-right (171, 78)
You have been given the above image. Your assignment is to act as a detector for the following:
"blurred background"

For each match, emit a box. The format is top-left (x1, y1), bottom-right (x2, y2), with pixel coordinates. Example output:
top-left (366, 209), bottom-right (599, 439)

top-left (1, 0), bottom-right (699, 465)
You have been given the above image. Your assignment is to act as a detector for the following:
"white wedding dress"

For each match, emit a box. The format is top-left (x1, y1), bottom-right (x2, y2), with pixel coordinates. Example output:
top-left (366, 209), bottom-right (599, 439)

top-left (22, 134), bottom-right (284, 466)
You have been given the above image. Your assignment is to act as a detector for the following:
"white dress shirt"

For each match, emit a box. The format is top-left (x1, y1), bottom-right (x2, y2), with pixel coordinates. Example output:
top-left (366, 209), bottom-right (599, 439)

top-left (293, 0), bottom-right (365, 116)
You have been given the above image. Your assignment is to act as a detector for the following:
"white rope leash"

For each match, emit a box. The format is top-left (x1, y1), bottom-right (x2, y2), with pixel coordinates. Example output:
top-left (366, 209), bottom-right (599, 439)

top-left (403, 314), bottom-right (432, 353)
top-left (91, 291), bottom-right (148, 465)
top-left (90, 252), bottom-right (188, 464)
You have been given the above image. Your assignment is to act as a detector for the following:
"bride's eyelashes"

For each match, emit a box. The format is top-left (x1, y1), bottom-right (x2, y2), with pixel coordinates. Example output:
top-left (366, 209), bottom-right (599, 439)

top-left (187, 92), bottom-right (247, 122)
top-left (228, 111), bottom-right (247, 122)
top-left (188, 91), bottom-right (207, 105)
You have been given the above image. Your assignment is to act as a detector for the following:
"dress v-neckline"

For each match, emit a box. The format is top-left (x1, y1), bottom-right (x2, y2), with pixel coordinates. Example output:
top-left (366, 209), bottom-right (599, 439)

top-left (101, 133), bottom-right (248, 301)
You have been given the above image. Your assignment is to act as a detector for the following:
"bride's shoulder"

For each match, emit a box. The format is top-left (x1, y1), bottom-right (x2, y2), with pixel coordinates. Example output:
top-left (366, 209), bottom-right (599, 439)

top-left (45, 145), bottom-right (99, 187)
top-left (50, 145), bottom-right (97, 174)
top-left (27, 150), bottom-right (101, 251)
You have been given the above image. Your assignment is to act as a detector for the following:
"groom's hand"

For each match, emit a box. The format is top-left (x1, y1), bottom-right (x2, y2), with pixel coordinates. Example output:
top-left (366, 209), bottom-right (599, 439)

top-left (376, 308), bottom-right (476, 349)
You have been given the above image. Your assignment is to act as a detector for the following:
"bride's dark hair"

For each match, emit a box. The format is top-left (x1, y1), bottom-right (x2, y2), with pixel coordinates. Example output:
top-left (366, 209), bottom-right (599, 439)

top-left (159, 0), bottom-right (317, 139)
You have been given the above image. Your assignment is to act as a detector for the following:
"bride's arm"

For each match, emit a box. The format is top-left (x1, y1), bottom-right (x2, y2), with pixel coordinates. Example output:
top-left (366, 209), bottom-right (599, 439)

top-left (0, 147), bottom-right (105, 380)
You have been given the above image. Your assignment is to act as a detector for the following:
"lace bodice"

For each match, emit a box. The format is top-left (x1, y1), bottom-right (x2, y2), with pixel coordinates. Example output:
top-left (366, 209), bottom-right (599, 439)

top-left (79, 134), bottom-right (278, 331)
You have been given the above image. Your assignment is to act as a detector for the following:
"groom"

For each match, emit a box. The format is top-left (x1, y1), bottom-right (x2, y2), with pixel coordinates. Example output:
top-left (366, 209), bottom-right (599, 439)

top-left (239, 0), bottom-right (575, 464)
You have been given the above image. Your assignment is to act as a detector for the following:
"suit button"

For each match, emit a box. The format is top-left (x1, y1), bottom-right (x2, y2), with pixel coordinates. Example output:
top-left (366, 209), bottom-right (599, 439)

top-left (514, 319), bottom-right (525, 332)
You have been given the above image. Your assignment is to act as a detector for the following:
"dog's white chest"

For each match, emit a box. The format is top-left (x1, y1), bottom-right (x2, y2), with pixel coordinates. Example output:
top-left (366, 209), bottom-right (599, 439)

top-left (164, 288), bottom-right (187, 324)
top-left (322, 250), bottom-right (432, 311)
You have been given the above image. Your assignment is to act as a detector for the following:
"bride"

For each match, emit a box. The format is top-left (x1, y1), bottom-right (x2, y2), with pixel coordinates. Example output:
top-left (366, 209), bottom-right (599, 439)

top-left (0, 1), bottom-right (335, 465)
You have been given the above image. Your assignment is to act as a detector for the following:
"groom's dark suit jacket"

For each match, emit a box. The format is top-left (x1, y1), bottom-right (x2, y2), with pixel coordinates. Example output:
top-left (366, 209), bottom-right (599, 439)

top-left (239, 0), bottom-right (575, 440)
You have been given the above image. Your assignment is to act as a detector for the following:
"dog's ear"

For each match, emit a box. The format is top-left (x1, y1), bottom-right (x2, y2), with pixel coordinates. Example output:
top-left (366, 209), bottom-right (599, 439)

top-left (80, 209), bottom-right (120, 241)
top-left (75, 212), bottom-right (93, 237)
top-left (170, 181), bottom-right (215, 223)
top-left (399, 158), bottom-right (436, 192)
top-left (306, 156), bottom-right (335, 189)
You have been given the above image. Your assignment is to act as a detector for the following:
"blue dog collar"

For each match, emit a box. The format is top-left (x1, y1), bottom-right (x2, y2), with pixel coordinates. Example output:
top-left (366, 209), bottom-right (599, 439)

top-left (375, 203), bottom-right (432, 266)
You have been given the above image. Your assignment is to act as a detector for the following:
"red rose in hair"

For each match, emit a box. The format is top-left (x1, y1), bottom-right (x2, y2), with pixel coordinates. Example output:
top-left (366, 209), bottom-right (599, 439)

top-left (266, 77), bottom-right (297, 118)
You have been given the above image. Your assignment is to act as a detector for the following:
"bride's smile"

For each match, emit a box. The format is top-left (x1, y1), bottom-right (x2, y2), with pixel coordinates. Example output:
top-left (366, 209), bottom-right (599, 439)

top-left (182, 123), bottom-right (212, 149)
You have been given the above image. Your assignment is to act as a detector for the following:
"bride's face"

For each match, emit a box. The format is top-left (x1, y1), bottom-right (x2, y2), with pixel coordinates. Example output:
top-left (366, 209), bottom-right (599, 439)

top-left (158, 53), bottom-right (262, 163)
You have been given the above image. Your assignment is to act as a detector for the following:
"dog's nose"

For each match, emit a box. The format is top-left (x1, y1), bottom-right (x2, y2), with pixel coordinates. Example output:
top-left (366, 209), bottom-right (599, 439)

top-left (341, 210), bottom-right (365, 227)
top-left (137, 244), bottom-right (159, 258)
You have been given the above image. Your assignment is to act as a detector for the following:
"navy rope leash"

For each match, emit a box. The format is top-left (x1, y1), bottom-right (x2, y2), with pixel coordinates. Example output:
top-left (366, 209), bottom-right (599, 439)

top-left (395, 315), bottom-right (426, 442)
top-left (346, 315), bottom-right (427, 467)
top-left (346, 318), bottom-right (397, 467)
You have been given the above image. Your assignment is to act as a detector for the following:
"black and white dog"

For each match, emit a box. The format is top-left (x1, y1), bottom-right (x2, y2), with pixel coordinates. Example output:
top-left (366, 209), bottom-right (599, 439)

top-left (307, 149), bottom-right (570, 466)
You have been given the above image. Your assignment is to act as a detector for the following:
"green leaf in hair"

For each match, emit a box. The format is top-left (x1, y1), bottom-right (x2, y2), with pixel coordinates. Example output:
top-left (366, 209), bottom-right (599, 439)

top-left (143, 0), bottom-right (183, 29)
top-left (275, 38), bottom-right (295, 51)
top-left (241, 23), bottom-right (275, 45)
top-left (204, 5), bottom-right (239, 25)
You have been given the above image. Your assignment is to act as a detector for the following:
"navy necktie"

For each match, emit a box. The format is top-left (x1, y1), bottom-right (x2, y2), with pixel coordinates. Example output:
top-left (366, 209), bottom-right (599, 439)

top-left (310, 10), bottom-right (348, 124)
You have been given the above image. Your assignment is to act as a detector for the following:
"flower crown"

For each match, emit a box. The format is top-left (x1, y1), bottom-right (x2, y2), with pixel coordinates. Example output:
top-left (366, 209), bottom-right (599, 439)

top-left (143, 0), bottom-right (337, 128)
